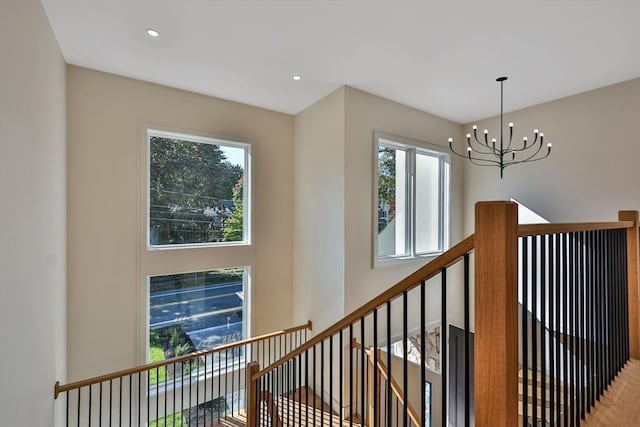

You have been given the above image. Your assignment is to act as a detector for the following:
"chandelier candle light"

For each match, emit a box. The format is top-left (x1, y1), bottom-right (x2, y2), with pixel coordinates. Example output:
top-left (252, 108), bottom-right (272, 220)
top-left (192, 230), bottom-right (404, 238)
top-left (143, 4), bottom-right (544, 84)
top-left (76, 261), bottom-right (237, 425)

top-left (448, 76), bottom-right (552, 178)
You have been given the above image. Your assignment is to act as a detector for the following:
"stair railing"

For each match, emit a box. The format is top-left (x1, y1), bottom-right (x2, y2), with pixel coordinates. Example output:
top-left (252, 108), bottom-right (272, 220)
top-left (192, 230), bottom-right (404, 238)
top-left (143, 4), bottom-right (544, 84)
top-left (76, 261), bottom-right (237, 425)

top-left (54, 321), bottom-right (311, 426)
top-left (246, 202), bottom-right (639, 427)
top-left (246, 235), bottom-right (476, 427)
top-left (514, 211), bottom-right (639, 427)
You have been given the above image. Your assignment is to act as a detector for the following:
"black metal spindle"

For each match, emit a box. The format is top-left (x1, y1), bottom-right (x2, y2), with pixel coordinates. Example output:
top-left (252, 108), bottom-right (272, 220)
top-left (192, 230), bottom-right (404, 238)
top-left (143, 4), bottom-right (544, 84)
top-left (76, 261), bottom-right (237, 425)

top-left (100, 381), bottom-right (103, 427)
top-left (533, 235), bottom-right (538, 426)
top-left (403, 291), bottom-right (408, 427)
top-left (386, 300), bottom-right (392, 427)
top-left (541, 235), bottom-right (547, 427)
top-left (313, 343), bottom-right (317, 427)
top-left (373, 309), bottom-right (378, 427)
top-left (554, 232), bottom-right (561, 426)
top-left (361, 318), bottom-right (366, 426)
top-left (441, 268), bottom-right (448, 427)
top-left (110, 379), bottom-right (113, 427)
top-left (574, 232), bottom-right (583, 426)
top-left (549, 233), bottom-right (556, 427)
top-left (77, 387), bottom-right (81, 427)
top-left (340, 329), bottom-right (344, 427)
top-left (119, 377), bottom-right (123, 427)
top-left (569, 232), bottom-right (576, 427)
top-left (306, 348), bottom-right (310, 427)
top-left (578, 231), bottom-right (585, 421)
top-left (329, 335), bottom-right (334, 427)
top-left (420, 280), bottom-right (426, 427)
top-left (562, 233), bottom-right (569, 427)
top-left (522, 236), bottom-right (529, 427)
top-left (464, 253), bottom-right (471, 427)
top-left (137, 372), bottom-right (141, 427)
top-left (320, 341), bottom-right (324, 427)
top-left (129, 375), bottom-right (132, 426)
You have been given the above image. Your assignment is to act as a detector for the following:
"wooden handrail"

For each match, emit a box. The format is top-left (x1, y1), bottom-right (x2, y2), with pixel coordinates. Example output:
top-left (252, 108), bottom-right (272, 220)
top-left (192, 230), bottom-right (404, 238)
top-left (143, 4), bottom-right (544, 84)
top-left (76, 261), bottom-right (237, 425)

top-left (517, 220), bottom-right (633, 237)
top-left (253, 234), bottom-right (475, 380)
top-left (55, 321), bottom-right (312, 398)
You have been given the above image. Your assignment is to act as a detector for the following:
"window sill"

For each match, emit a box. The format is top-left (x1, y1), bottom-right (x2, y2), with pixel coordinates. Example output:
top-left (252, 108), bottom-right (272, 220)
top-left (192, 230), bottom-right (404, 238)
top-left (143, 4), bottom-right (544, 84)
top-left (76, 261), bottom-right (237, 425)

top-left (374, 252), bottom-right (442, 268)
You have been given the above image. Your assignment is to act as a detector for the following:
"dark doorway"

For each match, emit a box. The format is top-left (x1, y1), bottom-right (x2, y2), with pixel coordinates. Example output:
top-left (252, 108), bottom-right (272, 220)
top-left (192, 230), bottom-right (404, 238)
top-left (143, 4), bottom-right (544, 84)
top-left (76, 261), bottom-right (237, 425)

top-left (448, 325), bottom-right (475, 427)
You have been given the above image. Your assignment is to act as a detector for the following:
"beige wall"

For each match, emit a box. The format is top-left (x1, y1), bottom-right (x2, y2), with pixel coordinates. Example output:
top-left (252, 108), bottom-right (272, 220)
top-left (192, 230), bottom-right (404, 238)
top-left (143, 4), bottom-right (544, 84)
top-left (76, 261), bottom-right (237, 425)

top-left (66, 66), bottom-right (294, 381)
top-left (0, 0), bottom-right (67, 425)
top-left (463, 77), bottom-right (640, 233)
top-left (343, 87), bottom-right (465, 326)
top-left (293, 88), bottom-right (346, 332)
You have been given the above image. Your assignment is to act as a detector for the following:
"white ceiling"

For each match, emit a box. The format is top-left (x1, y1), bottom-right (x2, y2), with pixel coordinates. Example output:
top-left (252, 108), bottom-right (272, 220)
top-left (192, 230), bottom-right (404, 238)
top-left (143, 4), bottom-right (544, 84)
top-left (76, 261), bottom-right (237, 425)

top-left (40, 0), bottom-right (640, 123)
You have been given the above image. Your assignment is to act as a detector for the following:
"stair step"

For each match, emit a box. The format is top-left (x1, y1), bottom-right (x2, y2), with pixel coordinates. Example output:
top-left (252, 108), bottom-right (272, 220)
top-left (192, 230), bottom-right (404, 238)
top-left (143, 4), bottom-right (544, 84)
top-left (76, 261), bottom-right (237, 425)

top-left (519, 368), bottom-right (565, 388)
top-left (518, 401), bottom-right (555, 421)
top-left (519, 383), bottom-right (566, 403)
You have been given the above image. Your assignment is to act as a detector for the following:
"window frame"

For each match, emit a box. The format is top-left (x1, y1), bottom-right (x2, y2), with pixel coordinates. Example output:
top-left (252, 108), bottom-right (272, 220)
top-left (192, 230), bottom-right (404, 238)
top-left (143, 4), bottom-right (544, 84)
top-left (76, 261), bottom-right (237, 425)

top-left (137, 124), bottom-right (254, 368)
top-left (373, 131), bottom-right (451, 265)
top-left (146, 128), bottom-right (252, 250)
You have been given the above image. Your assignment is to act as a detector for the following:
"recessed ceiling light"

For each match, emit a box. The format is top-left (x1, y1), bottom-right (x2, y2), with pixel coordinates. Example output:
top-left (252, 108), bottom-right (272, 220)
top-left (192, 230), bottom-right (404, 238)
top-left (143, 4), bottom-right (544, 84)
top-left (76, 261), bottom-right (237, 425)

top-left (292, 75), bottom-right (302, 81)
top-left (146, 28), bottom-right (160, 37)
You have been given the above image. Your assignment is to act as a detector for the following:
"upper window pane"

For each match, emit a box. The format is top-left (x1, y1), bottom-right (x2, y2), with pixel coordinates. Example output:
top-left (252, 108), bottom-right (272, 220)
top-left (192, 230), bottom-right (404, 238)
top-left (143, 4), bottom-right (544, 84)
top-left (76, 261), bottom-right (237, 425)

top-left (148, 130), bottom-right (249, 247)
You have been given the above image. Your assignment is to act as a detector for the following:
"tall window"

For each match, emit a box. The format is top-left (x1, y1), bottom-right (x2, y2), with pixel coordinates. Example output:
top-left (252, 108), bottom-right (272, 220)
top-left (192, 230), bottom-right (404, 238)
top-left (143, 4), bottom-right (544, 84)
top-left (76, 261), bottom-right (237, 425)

top-left (376, 134), bottom-right (450, 261)
top-left (148, 129), bottom-right (250, 247)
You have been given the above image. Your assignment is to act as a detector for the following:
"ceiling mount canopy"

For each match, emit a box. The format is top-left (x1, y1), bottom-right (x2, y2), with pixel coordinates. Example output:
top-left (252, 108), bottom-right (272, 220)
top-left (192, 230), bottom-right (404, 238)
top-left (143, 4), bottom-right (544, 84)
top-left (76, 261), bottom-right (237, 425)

top-left (448, 77), bottom-right (552, 178)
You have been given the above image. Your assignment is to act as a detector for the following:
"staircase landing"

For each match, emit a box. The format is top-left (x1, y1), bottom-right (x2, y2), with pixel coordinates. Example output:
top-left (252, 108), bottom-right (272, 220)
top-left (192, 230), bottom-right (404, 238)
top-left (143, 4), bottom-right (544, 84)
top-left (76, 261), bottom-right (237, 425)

top-left (582, 359), bottom-right (640, 426)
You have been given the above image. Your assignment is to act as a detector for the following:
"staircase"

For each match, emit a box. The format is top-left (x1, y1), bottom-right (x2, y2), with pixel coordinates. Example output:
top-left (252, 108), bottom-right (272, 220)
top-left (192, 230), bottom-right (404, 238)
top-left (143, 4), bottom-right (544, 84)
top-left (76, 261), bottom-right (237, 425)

top-left (53, 203), bottom-right (640, 427)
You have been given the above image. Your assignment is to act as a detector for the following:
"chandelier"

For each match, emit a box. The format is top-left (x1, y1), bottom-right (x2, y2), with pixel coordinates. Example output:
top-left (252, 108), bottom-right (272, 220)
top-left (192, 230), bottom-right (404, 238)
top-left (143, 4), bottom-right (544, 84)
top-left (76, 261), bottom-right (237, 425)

top-left (448, 77), bottom-right (552, 178)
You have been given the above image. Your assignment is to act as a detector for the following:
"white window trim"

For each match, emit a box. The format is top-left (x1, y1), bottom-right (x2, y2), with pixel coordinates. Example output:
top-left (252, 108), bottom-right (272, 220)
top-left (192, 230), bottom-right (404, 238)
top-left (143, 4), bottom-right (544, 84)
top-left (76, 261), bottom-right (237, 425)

top-left (372, 131), bottom-right (451, 267)
top-left (146, 127), bottom-right (252, 250)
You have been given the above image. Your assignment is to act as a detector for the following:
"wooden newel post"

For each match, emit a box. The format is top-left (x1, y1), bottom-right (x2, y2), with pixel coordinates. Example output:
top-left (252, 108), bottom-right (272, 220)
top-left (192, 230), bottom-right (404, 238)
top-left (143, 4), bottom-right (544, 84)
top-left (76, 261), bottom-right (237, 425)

top-left (474, 201), bottom-right (519, 427)
top-left (246, 362), bottom-right (260, 427)
top-left (619, 210), bottom-right (640, 359)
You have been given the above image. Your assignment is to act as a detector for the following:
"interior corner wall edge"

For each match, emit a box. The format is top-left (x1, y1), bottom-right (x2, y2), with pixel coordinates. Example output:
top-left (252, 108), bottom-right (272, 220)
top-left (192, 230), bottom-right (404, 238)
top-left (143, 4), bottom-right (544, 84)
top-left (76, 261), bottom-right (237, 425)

top-left (293, 87), bottom-right (347, 333)
top-left (0, 0), bottom-right (67, 425)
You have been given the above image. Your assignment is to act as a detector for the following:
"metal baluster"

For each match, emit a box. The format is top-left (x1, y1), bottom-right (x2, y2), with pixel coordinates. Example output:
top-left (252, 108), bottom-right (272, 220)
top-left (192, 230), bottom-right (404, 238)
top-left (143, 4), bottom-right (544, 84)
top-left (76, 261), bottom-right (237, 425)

top-left (361, 318), bottom-right (366, 426)
top-left (441, 268), bottom-right (448, 427)
top-left (420, 280), bottom-right (426, 427)
top-left (464, 253), bottom-right (471, 427)
top-left (541, 235), bottom-right (547, 427)
top-left (373, 309), bottom-right (378, 427)
top-left (403, 291), bottom-right (408, 427)
top-left (387, 301), bottom-right (392, 427)
top-left (549, 234), bottom-right (556, 427)
top-left (562, 233), bottom-right (569, 427)
top-left (533, 235), bottom-right (539, 426)
top-left (522, 237), bottom-right (529, 427)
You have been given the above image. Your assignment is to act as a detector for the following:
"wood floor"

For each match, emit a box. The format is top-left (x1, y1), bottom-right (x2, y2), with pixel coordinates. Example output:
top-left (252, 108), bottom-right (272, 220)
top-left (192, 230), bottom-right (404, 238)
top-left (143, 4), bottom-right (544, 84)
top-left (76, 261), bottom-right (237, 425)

top-left (582, 358), bottom-right (640, 427)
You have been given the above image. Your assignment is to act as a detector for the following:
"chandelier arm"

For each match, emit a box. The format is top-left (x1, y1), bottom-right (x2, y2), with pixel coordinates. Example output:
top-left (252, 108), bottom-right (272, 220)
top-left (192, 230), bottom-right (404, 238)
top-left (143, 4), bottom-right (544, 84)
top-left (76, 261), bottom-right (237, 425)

top-left (467, 139), bottom-right (501, 156)
top-left (506, 126), bottom-right (514, 150)
top-left (504, 146), bottom-right (551, 167)
top-left (473, 130), bottom-right (493, 150)
top-left (503, 149), bottom-right (551, 168)
top-left (513, 139), bottom-right (545, 163)
top-left (467, 156), bottom-right (501, 166)
top-left (448, 142), bottom-right (473, 159)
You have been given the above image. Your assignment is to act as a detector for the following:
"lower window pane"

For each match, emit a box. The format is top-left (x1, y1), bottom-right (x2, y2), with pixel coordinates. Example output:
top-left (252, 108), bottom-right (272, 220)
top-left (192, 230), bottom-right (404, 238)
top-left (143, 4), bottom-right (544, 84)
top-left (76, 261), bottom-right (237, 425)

top-left (148, 267), bottom-right (246, 365)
